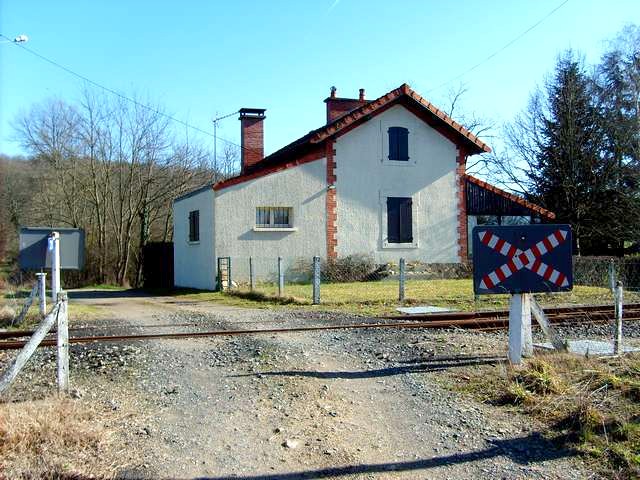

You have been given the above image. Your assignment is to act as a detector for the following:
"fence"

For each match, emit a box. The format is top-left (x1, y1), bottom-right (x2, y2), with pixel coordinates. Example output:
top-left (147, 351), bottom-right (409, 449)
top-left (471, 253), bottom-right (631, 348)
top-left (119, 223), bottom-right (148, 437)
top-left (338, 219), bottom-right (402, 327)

top-left (214, 255), bottom-right (640, 314)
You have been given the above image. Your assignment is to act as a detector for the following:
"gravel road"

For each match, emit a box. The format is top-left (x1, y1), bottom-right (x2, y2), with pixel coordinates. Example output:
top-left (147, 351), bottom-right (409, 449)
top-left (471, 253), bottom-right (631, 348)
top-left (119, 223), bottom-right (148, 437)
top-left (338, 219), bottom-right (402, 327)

top-left (2, 290), bottom-right (602, 479)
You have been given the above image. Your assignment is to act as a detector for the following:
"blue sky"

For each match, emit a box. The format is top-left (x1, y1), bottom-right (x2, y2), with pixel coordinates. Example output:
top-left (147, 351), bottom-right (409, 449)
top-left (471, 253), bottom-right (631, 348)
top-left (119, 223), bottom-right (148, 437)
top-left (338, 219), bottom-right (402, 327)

top-left (1, 0), bottom-right (638, 158)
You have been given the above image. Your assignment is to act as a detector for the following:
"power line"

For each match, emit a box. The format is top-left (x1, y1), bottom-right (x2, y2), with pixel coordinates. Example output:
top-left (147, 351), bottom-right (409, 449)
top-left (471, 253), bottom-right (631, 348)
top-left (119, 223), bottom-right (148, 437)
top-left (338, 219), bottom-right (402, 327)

top-left (426, 0), bottom-right (570, 93)
top-left (0, 33), bottom-right (244, 150)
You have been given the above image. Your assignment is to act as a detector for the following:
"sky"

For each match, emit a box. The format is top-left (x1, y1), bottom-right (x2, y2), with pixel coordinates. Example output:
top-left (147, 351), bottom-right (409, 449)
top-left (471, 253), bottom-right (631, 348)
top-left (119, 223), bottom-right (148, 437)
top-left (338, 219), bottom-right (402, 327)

top-left (0, 0), bottom-right (638, 159)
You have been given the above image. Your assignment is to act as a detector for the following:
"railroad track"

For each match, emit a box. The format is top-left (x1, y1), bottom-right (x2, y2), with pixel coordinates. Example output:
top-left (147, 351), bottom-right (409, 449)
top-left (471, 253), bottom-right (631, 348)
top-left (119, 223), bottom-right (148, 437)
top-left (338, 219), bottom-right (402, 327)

top-left (0, 303), bottom-right (637, 351)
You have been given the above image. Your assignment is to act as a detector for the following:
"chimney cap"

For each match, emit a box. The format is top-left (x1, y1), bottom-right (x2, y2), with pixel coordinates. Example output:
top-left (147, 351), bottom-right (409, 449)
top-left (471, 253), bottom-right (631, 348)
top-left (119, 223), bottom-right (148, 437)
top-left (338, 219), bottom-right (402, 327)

top-left (239, 108), bottom-right (266, 118)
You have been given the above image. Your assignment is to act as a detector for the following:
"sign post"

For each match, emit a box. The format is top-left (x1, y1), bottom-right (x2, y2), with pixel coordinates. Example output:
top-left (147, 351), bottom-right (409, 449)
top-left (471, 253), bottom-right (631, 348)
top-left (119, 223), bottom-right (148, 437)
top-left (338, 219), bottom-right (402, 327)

top-left (48, 232), bottom-right (61, 302)
top-left (473, 224), bottom-right (573, 364)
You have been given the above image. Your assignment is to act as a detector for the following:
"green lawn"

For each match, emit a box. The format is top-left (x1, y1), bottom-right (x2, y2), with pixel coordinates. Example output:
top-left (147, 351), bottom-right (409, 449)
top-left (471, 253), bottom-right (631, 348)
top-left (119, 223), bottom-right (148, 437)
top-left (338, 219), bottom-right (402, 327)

top-left (175, 278), bottom-right (631, 317)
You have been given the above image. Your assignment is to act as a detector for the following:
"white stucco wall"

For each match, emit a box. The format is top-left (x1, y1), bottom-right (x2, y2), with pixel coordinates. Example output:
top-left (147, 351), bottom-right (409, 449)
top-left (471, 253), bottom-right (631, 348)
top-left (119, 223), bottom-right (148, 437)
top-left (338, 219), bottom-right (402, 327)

top-left (173, 187), bottom-right (216, 290)
top-left (214, 159), bottom-right (327, 281)
top-left (335, 104), bottom-right (460, 263)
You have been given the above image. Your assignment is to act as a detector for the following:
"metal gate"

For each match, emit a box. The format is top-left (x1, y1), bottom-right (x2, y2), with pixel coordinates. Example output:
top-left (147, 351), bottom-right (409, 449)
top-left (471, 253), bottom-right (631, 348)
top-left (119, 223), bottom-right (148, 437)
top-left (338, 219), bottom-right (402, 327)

top-left (217, 257), bottom-right (231, 292)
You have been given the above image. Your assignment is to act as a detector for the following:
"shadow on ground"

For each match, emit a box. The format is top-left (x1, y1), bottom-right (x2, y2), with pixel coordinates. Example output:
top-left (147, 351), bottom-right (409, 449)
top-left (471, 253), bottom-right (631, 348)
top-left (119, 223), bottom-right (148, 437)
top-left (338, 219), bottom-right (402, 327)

top-left (234, 354), bottom-right (505, 380)
top-left (194, 432), bottom-right (574, 480)
top-left (68, 289), bottom-right (153, 300)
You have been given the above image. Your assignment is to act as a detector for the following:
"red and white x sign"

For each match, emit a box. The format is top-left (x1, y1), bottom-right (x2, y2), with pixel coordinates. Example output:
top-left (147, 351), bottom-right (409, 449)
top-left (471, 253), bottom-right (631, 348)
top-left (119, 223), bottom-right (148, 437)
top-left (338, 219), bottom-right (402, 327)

top-left (478, 229), bottom-right (570, 290)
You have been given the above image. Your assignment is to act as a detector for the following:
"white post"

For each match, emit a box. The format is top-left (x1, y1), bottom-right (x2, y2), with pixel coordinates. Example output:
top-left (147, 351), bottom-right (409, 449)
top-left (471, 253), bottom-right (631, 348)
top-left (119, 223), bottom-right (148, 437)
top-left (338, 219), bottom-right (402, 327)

top-left (57, 291), bottom-right (69, 394)
top-left (508, 293), bottom-right (533, 365)
top-left (36, 272), bottom-right (47, 315)
top-left (49, 232), bottom-right (61, 302)
top-left (614, 281), bottom-right (623, 355)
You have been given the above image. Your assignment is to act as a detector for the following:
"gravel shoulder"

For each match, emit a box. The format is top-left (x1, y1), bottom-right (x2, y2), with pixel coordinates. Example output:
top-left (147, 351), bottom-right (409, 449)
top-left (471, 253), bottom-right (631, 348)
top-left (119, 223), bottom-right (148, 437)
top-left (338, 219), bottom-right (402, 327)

top-left (2, 290), bottom-right (600, 479)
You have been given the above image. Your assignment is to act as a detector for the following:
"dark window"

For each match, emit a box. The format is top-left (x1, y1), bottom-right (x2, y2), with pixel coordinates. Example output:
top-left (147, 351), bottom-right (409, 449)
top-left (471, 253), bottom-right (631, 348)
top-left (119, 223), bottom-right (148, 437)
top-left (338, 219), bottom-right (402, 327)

top-left (255, 207), bottom-right (292, 228)
top-left (188, 210), bottom-right (199, 242)
top-left (387, 197), bottom-right (412, 243)
top-left (388, 127), bottom-right (409, 161)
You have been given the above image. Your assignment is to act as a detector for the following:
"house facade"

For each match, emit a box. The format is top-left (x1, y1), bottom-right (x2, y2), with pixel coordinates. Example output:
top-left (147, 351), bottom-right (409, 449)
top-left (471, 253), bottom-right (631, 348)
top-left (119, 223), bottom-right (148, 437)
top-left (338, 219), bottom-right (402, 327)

top-left (173, 84), bottom-right (554, 290)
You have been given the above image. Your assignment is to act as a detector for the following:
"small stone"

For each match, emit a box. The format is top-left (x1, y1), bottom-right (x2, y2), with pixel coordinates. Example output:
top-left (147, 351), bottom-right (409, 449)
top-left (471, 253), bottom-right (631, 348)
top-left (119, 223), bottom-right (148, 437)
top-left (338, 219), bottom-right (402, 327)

top-left (283, 439), bottom-right (299, 449)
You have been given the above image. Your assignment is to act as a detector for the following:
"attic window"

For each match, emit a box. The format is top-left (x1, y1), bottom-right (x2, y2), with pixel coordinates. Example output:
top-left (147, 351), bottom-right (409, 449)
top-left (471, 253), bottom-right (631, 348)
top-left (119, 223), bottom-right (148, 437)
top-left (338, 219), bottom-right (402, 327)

top-left (256, 207), bottom-right (292, 229)
top-left (388, 127), bottom-right (409, 161)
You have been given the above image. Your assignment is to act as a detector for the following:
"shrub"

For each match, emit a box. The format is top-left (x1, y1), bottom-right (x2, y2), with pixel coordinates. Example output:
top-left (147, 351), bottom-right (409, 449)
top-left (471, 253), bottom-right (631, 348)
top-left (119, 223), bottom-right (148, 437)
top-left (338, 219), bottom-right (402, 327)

top-left (321, 254), bottom-right (380, 283)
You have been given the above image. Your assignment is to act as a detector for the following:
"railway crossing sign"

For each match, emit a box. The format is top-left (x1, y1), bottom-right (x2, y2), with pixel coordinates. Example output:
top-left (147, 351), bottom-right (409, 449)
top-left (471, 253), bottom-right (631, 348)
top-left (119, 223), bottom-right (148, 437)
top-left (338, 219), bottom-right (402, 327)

top-left (472, 224), bottom-right (573, 295)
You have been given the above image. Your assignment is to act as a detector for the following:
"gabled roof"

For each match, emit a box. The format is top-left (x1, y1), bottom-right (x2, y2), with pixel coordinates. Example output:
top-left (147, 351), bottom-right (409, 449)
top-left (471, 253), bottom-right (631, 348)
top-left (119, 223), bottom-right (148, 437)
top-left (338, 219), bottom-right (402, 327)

top-left (214, 83), bottom-right (491, 190)
top-left (464, 174), bottom-right (556, 219)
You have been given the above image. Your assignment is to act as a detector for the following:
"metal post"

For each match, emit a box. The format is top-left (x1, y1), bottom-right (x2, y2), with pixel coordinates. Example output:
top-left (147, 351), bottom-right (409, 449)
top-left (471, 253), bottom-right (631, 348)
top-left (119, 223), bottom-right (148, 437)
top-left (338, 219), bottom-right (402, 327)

top-left (614, 281), bottom-right (623, 355)
top-left (57, 291), bottom-right (69, 394)
top-left (508, 293), bottom-right (533, 364)
top-left (312, 256), bottom-right (321, 305)
top-left (36, 272), bottom-right (47, 315)
top-left (49, 232), bottom-right (61, 302)
top-left (278, 257), bottom-right (284, 297)
top-left (398, 258), bottom-right (406, 302)
top-left (249, 257), bottom-right (255, 291)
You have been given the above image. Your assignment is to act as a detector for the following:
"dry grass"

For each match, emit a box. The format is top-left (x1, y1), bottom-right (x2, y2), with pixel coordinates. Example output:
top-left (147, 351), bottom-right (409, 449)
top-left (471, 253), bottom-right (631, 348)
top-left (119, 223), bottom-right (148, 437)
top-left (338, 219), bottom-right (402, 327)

top-left (0, 397), bottom-right (131, 479)
top-left (451, 353), bottom-right (640, 478)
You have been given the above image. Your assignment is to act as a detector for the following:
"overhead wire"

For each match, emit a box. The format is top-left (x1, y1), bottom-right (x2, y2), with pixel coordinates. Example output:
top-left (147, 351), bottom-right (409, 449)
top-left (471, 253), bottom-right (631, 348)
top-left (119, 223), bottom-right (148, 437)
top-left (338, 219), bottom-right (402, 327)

top-left (0, 32), bottom-right (245, 151)
top-left (426, 0), bottom-right (570, 93)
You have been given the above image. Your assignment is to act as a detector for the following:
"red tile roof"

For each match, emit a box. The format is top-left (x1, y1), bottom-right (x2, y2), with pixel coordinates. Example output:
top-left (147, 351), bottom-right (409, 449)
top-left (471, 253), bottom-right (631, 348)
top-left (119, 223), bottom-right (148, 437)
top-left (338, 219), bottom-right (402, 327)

top-left (214, 83), bottom-right (491, 190)
top-left (464, 174), bottom-right (556, 219)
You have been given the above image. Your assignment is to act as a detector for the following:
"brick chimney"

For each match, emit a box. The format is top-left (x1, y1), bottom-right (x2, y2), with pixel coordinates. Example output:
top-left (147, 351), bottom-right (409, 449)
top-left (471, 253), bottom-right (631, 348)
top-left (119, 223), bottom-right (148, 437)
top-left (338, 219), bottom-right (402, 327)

top-left (324, 87), bottom-right (367, 124)
top-left (239, 108), bottom-right (266, 173)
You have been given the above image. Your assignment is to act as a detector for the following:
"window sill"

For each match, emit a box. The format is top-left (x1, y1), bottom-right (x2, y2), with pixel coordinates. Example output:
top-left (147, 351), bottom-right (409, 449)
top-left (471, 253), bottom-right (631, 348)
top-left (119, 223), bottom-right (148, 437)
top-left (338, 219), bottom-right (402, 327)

top-left (253, 227), bottom-right (298, 232)
top-left (187, 241), bottom-right (200, 245)
top-left (382, 159), bottom-right (417, 167)
top-left (382, 241), bottom-right (419, 249)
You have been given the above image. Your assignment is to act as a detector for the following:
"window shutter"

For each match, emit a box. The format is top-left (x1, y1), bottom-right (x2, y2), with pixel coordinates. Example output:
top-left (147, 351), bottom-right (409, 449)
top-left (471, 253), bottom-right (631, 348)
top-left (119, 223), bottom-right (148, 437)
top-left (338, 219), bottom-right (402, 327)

top-left (388, 127), bottom-right (409, 161)
top-left (398, 129), bottom-right (409, 161)
top-left (399, 198), bottom-right (412, 242)
top-left (387, 198), bottom-right (400, 243)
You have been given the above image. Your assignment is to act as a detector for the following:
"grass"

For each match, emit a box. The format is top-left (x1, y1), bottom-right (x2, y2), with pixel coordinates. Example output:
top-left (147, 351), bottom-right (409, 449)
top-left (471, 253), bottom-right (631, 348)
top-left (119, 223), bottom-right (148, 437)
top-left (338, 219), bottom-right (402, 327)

top-left (448, 353), bottom-right (640, 478)
top-left (172, 279), bottom-right (630, 316)
top-left (0, 397), bottom-right (132, 479)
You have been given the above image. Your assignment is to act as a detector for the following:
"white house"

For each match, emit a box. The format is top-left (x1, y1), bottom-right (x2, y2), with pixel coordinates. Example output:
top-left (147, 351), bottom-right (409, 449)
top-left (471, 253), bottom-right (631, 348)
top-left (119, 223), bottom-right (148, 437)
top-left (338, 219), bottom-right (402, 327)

top-left (173, 84), bottom-right (554, 290)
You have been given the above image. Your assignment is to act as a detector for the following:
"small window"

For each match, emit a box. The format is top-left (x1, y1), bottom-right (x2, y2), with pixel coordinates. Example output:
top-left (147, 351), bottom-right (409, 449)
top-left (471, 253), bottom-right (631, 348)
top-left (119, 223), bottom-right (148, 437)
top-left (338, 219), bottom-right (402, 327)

top-left (256, 207), bottom-right (292, 228)
top-left (188, 210), bottom-right (199, 242)
top-left (387, 197), bottom-right (412, 243)
top-left (388, 127), bottom-right (409, 161)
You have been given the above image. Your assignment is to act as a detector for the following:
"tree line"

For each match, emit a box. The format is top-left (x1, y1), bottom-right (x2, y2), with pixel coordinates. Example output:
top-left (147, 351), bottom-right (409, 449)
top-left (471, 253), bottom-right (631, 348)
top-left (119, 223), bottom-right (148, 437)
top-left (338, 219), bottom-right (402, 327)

top-left (0, 90), bottom-right (239, 286)
top-left (489, 25), bottom-right (640, 255)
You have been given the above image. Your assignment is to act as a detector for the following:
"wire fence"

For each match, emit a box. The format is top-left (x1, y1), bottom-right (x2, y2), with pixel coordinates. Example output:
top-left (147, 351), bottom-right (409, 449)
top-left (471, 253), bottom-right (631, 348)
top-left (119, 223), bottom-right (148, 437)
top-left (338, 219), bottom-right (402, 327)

top-left (214, 255), bottom-right (640, 314)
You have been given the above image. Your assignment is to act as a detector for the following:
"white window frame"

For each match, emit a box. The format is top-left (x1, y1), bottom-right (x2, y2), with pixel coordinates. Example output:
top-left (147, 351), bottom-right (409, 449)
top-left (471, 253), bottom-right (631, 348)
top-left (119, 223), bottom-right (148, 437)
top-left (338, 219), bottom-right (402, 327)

top-left (253, 206), bottom-right (298, 232)
top-left (380, 122), bottom-right (417, 167)
top-left (379, 190), bottom-right (419, 249)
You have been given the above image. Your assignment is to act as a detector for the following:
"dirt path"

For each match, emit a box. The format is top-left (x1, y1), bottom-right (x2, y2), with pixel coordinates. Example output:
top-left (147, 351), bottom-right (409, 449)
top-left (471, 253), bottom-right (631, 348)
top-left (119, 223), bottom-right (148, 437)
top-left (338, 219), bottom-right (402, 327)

top-left (68, 291), bottom-right (593, 479)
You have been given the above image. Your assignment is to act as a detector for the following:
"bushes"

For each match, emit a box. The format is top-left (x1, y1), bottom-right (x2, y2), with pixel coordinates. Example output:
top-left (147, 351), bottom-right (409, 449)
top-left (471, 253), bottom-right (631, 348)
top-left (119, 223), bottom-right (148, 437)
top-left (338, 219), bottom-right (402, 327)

top-left (321, 254), bottom-right (380, 283)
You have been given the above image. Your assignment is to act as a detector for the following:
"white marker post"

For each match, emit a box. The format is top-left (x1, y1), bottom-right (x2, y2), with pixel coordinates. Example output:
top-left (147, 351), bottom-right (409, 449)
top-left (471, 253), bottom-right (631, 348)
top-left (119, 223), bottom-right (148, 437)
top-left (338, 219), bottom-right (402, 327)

top-left (508, 293), bottom-right (533, 364)
top-left (48, 232), bottom-right (61, 302)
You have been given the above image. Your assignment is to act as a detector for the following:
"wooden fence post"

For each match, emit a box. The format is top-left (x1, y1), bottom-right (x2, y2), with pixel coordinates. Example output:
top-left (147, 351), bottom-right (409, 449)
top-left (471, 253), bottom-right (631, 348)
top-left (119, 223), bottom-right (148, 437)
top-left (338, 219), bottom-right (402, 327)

top-left (57, 291), bottom-right (69, 394)
top-left (278, 257), bottom-right (284, 297)
top-left (614, 281), bottom-right (623, 355)
top-left (0, 302), bottom-right (61, 394)
top-left (36, 272), bottom-right (47, 315)
top-left (13, 283), bottom-right (38, 327)
top-left (249, 257), bottom-right (255, 291)
top-left (398, 258), bottom-right (406, 302)
top-left (312, 256), bottom-right (321, 305)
